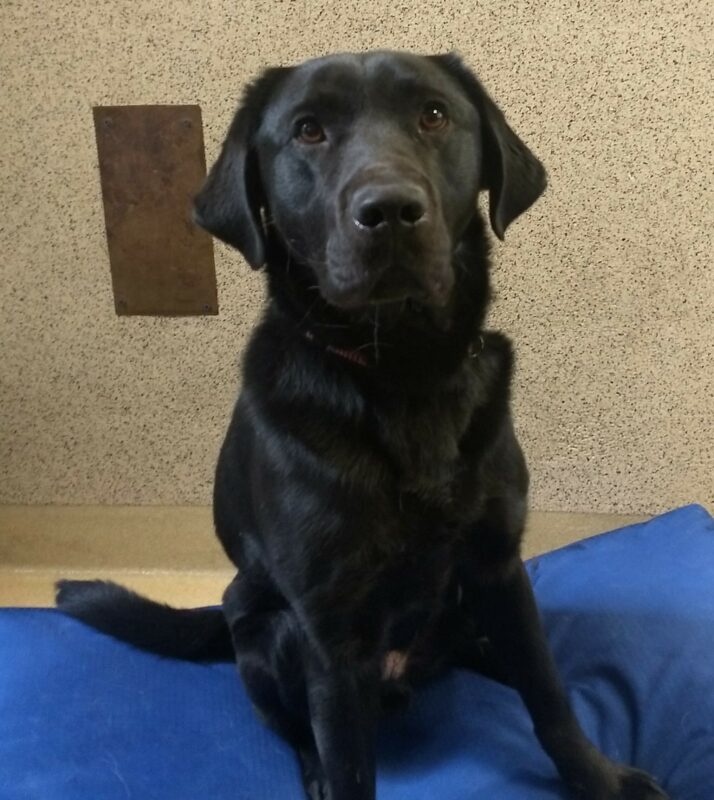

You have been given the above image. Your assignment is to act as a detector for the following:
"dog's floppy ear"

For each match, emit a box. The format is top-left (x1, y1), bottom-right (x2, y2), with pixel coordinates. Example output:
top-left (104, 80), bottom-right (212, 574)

top-left (431, 53), bottom-right (547, 239)
top-left (193, 67), bottom-right (290, 269)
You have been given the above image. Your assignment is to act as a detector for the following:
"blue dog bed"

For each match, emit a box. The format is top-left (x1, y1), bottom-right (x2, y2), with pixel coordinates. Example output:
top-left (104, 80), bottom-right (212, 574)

top-left (1, 505), bottom-right (712, 799)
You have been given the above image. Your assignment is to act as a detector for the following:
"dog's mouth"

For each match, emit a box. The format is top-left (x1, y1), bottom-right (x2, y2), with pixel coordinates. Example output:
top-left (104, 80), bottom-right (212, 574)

top-left (320, 259), bottom-right (454, 310)
top-left (371, 264), bottom-right (453, 307)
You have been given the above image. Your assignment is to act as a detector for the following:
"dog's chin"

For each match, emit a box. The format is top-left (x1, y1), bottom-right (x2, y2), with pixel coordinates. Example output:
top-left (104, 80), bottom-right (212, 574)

top-left (319, 261), bottom-right (455, 311)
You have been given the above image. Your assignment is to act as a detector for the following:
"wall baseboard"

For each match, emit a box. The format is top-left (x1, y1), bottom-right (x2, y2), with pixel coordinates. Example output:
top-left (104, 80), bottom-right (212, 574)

top-left (0, 505), bottom-right (647, 607)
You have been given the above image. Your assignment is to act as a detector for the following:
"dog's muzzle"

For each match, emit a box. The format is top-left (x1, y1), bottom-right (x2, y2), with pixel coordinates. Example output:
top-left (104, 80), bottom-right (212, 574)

top-left (324, 169), bottom-right (453, 309)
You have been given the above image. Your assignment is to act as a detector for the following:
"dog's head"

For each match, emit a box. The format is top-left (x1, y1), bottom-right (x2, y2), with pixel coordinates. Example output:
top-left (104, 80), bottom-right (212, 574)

top-left (195, 52), bottom-right (546, 310)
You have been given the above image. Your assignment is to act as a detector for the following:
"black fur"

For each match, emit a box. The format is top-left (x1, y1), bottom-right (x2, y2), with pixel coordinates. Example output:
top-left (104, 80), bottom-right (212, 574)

top-left (58, 52), bottom-right (667, 800)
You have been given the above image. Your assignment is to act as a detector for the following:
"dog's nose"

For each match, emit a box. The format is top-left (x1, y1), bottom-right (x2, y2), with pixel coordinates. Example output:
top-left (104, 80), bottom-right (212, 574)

top-left (351, 184), bottom-right (428, 231)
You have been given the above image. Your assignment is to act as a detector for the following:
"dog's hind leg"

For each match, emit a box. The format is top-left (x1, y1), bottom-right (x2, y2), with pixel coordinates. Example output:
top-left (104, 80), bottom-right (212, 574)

top-left (443, 610), bottom-right (512, 686)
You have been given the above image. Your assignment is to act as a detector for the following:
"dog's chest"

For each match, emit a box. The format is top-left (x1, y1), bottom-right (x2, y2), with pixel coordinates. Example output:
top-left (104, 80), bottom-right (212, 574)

top-left (375, 359), bottom-right (488, 505)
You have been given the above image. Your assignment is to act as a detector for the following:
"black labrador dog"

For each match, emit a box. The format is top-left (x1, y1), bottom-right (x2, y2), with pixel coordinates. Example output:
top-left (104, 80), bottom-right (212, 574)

top-left (58, 52), bottom-right (668, 800)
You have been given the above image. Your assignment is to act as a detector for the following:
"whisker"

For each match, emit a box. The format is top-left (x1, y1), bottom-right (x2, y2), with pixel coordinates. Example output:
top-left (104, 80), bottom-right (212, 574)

top-left (372, 306), bottom-right (381, 364)
top-left (353, 340), bottom-right (394, 353)
top-left (295, 294), bottom-right (323, 330)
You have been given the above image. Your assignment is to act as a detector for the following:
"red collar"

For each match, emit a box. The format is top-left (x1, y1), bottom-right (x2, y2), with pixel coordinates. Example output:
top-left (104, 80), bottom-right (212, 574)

top-left (304, 331), bottom-right (370, 368)
top-left (303, 332), bottom-right (485, 369)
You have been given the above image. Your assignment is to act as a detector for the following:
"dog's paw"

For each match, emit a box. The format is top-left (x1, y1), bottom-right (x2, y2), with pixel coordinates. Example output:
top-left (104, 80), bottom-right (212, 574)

top-left (614, 766), bottom-right (669, 799)
top-left (569, 761), bottom-right (668, 800)
top-left (298, 747), bottom-right (329, 800)
top-left (304, 776), bottom-right (329, 800)
top-left (572, 764), bottom-right (669, 800)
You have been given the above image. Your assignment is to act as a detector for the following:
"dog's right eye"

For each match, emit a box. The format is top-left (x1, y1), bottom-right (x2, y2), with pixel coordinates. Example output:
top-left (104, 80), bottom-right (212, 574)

top-left (294, 117), bottom-right (326, 144)
top-left (419, 102), bottom-right (449, 132)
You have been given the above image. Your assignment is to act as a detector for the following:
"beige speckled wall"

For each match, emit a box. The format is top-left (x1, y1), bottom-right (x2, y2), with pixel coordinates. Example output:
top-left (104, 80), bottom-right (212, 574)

top-left (1, 1), bottom-right (712, 513)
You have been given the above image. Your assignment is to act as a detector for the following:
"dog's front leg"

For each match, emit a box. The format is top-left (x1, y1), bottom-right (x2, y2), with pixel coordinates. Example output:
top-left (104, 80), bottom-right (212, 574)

top-left (471, 555), bottom-right (668, 799)
top-left (303, 652), bottom-right (378, 800)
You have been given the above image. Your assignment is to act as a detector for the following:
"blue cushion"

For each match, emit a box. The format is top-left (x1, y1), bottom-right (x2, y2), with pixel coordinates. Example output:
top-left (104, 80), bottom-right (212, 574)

top-left (1, 505), bottom-right (713, 799)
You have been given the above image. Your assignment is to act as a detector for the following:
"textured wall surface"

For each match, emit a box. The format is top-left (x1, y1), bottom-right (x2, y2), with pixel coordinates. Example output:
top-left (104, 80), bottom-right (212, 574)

top-left (1, 1), bottom-right (712, 513)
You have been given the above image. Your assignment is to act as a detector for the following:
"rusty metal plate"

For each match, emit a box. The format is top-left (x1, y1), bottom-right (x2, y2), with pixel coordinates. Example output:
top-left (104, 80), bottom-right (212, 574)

top-left (94, 105), bottom-right (217, 316)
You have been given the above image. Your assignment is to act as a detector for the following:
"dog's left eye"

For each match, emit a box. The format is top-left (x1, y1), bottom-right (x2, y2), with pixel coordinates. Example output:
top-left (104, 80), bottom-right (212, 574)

top-left (419, 102), bottom-right (449, 131)
top-left (294, 117), bottom-right (326, 144)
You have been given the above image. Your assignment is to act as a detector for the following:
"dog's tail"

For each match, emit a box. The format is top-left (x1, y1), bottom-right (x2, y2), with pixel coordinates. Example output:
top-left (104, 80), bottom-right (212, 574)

top-left (55, 580), bottom-right (234, 662)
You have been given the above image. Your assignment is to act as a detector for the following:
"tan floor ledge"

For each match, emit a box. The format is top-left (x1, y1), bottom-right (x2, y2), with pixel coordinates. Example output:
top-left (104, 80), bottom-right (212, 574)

top-left (0, 506), bottom-right (647, 607)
